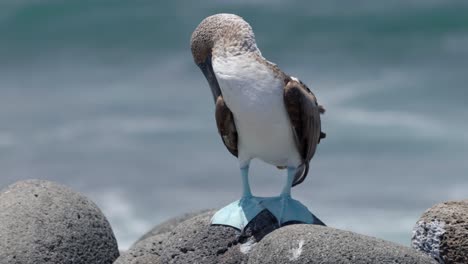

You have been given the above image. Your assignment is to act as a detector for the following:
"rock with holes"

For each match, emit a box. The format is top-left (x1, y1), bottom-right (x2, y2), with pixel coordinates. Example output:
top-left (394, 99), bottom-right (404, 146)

top-left (248, 224), bottom-right (437, 264)
top-left (115, 209), bottom-right (278, 263)
top-left (116, 210), bottom-right (211, 264)
top-left (134, 209), bottom-right (211, 245)
top-left (114, 233), bottom-right (169, 264)
top-left (158, 210), bottom-right (264, 264)
top-left (118, 203), bottom-right (325, 264)
top-left (0, 180), bottom-right (119, 264)
top-left (121, 209), bottom-right (317, 264)
top-left (412, 199), bottom-right (468, 263)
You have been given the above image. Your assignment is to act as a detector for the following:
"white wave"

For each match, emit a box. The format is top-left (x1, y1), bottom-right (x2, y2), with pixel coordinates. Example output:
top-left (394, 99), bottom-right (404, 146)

top-left (88, 189), bottom-right (152, 250)
top-left (446, 183), bottom-right (468, 201)
top-left (318, 69), bottom-right (409, 106)
top-left (323, 208), bottom-right (419, 245)
top-left (328, 107), bottom-right (468, 143)
top-left (0, 131), bottom-right (15, 148)
top-left (28, 115), bottom-right (206, 145)
top-left (315, 70), bottom-right (468, 142)
top-left (443, 33), bottom-right (468, 55)
top-left (331, 107), bottom-right (440, 132)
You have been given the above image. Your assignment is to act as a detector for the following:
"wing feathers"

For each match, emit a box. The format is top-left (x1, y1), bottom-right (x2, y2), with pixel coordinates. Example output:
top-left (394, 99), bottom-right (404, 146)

top-left (215, 96), bottom-right (239, 157)
top-left (283, 78), bottom-right (324, 186)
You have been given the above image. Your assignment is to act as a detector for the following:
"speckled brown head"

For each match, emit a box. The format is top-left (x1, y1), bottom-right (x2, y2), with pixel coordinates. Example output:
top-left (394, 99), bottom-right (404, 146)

top-left (191, 14), bottom-right (260, 103)
top-left (190, 13), bottom-right (258, 65)
top-left (191, 14), bottom-right (289, 104)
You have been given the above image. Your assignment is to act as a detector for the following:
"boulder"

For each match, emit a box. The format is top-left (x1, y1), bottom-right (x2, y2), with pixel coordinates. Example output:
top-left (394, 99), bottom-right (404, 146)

top-left (114, 233), bottom-right (169, 264)
top-left (412, 199), bottom-right (468, 263)
top-left (0, 180), bottom-right (119, 264)
top-left (118, 209), bottom-right (295, 264)
top-left (117, 207), bottom-right (436, 264)
top-left (249, 224), bottom-right (437, 264)
top-left (117, 209), bottom-right (212, 263)
top-left (159, 210), bottom-right (246, 264)
top-left (134, 209), bottom-right (211, 244)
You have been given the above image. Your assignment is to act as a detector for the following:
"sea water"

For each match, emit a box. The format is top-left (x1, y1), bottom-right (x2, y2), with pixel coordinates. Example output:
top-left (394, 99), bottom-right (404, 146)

top-left (1, 0), bottom-right (467, 249)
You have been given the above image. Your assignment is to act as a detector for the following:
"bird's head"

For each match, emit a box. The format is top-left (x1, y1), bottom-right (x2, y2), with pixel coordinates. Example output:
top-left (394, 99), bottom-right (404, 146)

top-left (190, 13), bottom-right (258, 102)
top-left (191, 13), bottom-right (257, 65)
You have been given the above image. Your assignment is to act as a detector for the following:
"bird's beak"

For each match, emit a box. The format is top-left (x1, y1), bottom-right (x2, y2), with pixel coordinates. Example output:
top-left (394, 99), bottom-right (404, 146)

top-left (198, 55), bottom-right (221, 103)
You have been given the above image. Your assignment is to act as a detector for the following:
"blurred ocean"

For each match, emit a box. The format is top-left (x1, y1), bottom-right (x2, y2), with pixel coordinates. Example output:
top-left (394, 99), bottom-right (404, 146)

top-left (1, 0), bottom-right (467, 249)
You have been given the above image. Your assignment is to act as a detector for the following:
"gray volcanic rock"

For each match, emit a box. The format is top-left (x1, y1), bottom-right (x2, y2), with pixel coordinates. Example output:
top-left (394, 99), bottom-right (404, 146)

top-left (249, 224), bottom-right (437, 264)
top-left (126, 209), bottom-right (299, 264)
top-left (134, 209), bottom-right (211, 244)
top-left (114, 233), bottom-right (169, 264)
top-left (412, 200), bottom-right (468, 264)
top-left (118, 209), bottom-right (212, 263)
top-left (126, 201), bottom-right (325, 263)
top-left (0, 180), bottom-right (119, 264)
top-left (160, 210), bottom-right (246, 264)
top-left (118, 209), bottom-right (293, 264)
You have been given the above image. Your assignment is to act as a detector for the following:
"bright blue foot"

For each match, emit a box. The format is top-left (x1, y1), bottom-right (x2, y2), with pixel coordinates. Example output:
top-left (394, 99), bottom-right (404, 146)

top-left (212, 166), bottom-right (318, 229)
top-left (262, 195), bottom-right (314, 225)
top-left (211, 196), bottom-right (265, 230)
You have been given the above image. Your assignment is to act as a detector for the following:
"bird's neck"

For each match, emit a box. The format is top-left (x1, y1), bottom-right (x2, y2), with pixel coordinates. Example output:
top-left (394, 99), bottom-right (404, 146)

top-left (212, 37), bottom-right (261, 59)
top-left (212, 52), bottom-right (271, 82)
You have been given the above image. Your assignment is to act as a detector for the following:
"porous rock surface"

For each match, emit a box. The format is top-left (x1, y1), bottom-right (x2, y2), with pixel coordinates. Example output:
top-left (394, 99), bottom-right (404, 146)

top-left (160, 210), bottom-right (247, 263)
top-left (134, 209), bottom-right (211, 244)
top-left (412, 199), bottom-right (468, 264)
top-left (249, 224), bottom-right (437, 264)
top-left (117, 210), bottom-right (210, 263)
top-left (0, 180), bottom-right (119, 264)
top-left (116, 207), bottom-right (443, 264)
top-left (114, 233), bottom-right (169, 264)
top-left (117, 209), bottom-right (289, 264)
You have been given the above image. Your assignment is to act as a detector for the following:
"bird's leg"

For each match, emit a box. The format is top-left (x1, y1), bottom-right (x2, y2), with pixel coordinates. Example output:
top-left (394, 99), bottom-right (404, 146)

top-left (280, 167), bottom-right (295, 197)
top-left (263, 167), bottom-right (315, 225)
top-left (278, 167), bottom-right (297, 223)
top-left (238, 163), bottom-right (265, 221)
top-left (241, 165), bottom-right (252, 198)
top-left (211, 161), bottom-right (265, 230)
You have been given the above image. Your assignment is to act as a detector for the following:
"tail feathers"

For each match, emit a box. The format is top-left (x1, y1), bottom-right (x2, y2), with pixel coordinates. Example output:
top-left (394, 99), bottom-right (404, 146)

top-left (319, 131), bottom-right (326, 142)
top-left (318, 105), bottom-right (325, 114)
top-left (318, 105), bottom-right (326, 143)
top-left (292, 163), bottom-right (309, 187)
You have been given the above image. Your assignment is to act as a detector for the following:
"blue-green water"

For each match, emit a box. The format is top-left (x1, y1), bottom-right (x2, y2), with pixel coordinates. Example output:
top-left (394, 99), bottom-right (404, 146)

top-left (1, 0), bottom-right (468, 249)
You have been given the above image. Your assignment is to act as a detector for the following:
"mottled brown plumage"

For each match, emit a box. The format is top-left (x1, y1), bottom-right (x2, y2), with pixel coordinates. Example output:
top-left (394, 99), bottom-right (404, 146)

top-left (212, 74), bottom-right (325, 187)
top-left (215, 96), bottom-right (238, 157)
top-left (191, 14), bottom-right (258, 65)
top-left (283, 77), bottom-right (325, 186)
top-left (191, 13), bottom-right (325, 188)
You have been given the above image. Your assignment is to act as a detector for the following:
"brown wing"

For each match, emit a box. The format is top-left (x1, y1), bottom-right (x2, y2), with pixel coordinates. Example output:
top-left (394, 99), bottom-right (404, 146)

top-left (283, 77), bottom-right (325, 186)
top-left (215, 96), bottom-right (238, 157)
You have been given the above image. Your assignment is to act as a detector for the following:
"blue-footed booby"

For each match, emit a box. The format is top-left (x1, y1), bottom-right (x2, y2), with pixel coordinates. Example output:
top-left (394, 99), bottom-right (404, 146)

top-left (191, 13), bottom-right (326, 230)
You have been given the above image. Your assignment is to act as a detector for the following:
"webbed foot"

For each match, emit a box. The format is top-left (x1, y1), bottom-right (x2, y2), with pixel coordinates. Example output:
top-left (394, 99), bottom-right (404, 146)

top-left (262, 195), bottom-right (315, 225)
top-left (211, 196), bottom-right (265, 230)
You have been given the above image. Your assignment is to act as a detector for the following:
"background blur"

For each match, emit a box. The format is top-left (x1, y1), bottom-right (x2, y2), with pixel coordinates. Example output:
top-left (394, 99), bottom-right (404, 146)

top-left (1, 0), bottom-right (467, 250)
